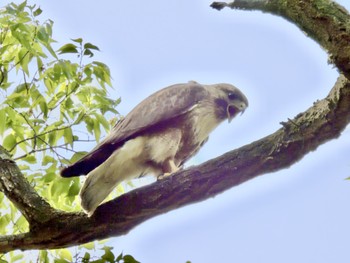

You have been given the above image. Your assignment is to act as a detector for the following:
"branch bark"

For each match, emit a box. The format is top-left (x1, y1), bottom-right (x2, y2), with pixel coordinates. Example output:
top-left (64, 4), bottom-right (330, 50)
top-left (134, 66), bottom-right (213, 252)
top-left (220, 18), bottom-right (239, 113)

top-left (1, 0), bottom-right (350, 253)
top-left (211, 0), bottom-right (350, 78)
top-left (0, 146), bottom-right (56, 228)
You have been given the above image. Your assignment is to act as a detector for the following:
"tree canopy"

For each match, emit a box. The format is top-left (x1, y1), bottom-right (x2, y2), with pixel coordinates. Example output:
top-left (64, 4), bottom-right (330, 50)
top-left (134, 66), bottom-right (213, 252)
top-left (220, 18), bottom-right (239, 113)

top-left (0, 1), bottom-right (138, 262)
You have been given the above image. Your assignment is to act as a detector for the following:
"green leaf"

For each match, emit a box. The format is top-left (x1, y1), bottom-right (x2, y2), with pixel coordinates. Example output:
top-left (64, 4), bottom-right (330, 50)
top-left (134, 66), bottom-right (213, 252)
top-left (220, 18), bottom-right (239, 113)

top-left (14, 215), bottom-right (28, 233)
top-left (0, 109), bottom-right (6, 136)
top-left (93, 62), bottom-right (112, 87)
top-left (56, 248), bottom-right (72, 262)
top-left (58, 43), bottom-right (78, 54)
top-left (18, 48), bottom-right (30, 76)
top-left (85, 117), bottom-right (94, 134)
top-left (95, 113), bottom-right (110, 131)
top-left (10, 252), bottom-right (24, 262)
top-left (42, 155), bottom-right (55, 166)
top-left (37, 56), bottom-right (44, 72)
top-left (45, 19), bottom-right (53, 38)
top-left (123, 255), bottom-right (140, 263)
top-left (101, 246), bottom-right (115, 263)
top-left (3, 134), bottom-right (16, 151)
top-left (22, 155), bottom-right (36, 164)
top-left (84, 42), bottom-right (100, 51)
top-left (38, 250), bottom-right (49, 263)
top-left (37, 26), bottom-right (49, 43)
top-left (33, 7), bottom-right (42, 17)
top-left (63, 127), bottom-right (74, 147)
top-left (43, 172), bottom-right (56, 183)
top-left (18, 1), bottom-right (27, 12)
top-left (54, 260), bottom-right (69, 263)
top-left (83, 48), bottom-right (94, 57)
top-left (59, 60), bottom-right (74, 80)
top-left (70, 151), bottom-right (88, 163)
top-left (0, 214), bottom-right (11, 234)
top-left (44, 42), bottom-right (58, 59)
top-left (93, 118), bottom-right (101, 142)
top-left (39, 100), bottom-right (49, 118)
top-left (117, 253), bottom-right (124, 262)
top-left (71, 38), bottom-right (83, 44)
top-left (67, 180), bottom-right (80, 197)
top-left (80, 241), bottom-right (95, 250)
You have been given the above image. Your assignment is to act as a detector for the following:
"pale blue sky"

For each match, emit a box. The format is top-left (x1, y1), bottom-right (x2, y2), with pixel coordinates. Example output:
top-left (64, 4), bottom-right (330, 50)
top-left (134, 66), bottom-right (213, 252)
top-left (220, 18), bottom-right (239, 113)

top-left (10, 0), bottom-right (350, 262)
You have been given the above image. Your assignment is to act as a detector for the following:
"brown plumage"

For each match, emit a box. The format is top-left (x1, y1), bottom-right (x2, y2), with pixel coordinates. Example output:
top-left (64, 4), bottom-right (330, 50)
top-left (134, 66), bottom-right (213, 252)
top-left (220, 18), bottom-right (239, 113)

top-left (60, 81), bottom-right (248, 215)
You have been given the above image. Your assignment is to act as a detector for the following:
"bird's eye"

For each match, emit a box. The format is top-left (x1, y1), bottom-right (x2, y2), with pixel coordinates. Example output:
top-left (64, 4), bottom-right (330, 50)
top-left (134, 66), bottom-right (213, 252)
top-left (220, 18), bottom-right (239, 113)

top-left (228, 92), bottom-right (237, 100)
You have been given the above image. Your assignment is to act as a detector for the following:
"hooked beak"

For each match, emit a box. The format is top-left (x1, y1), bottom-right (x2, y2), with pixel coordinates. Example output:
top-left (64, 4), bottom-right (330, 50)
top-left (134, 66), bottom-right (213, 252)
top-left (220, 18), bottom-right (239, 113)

top-left (227, 102), bottom-right (248, 123)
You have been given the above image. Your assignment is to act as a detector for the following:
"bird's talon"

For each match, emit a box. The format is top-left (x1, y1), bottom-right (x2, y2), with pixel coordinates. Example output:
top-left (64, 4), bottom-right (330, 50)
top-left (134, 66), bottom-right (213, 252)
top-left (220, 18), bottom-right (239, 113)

top-left (158, 172), bottom-right (172, 180)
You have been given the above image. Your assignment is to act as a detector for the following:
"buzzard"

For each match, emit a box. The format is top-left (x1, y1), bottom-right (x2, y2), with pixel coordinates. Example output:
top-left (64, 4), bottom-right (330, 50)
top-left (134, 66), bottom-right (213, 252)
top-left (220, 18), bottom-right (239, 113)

top-left (61, 81), bottom-right (248, 216)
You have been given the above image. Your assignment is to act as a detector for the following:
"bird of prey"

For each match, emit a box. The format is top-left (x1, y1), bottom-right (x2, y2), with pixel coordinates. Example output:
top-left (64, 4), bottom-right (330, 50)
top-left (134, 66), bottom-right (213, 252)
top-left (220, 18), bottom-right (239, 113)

top-left (61, 81), bottom-right (248, 216)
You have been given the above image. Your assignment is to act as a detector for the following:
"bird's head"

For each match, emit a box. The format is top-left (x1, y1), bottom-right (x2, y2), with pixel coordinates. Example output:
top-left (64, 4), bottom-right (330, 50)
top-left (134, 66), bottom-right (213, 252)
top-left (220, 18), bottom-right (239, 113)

top-left (208, 83), bottom-right (249, 123)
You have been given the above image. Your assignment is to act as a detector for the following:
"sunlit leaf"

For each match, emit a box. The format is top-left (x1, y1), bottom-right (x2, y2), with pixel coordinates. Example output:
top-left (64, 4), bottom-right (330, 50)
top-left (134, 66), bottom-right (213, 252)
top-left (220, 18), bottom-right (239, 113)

top-left (80, 242), bottom-right (95, 250)
top-left (0, 109), bottom-right (6, 136)
top-left (3, 134), bottom-right (16, 151)
top-left (70, 151), bottom-right (88, 163)
top-left (56, 248), bottom-right (72, 262)
top-left (39, 100), bottom-right (49, 118)
top-left (18, 1), bottom-right (27, 12)
top-left (22, 155), bottom-right (36, 164)
top-left (67, 180), bottom-right (80, 197)
top-left (63, 127), bottom-right (74, 147)
top-left (93, 118), bottom-right (101, 142)
top-left (37, 26), bottom-right (49, 43)
top-left (58, 43), bottom-right (78, 54)
top-left (42, 155), bottom-right (55, 166)
top-left (0, 1), bottom-right (124, 260)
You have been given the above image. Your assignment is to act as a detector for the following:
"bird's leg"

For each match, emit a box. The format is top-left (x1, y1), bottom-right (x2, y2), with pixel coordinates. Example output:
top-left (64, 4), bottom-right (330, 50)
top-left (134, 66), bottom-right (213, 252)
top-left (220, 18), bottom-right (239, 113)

top-left (157, 158), bottom-right (179, 180)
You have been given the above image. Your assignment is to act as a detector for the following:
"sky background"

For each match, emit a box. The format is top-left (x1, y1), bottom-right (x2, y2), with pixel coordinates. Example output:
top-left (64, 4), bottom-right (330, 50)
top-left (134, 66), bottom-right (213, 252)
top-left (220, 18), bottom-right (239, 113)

top-left (8, 0), bottom-right (350, 262)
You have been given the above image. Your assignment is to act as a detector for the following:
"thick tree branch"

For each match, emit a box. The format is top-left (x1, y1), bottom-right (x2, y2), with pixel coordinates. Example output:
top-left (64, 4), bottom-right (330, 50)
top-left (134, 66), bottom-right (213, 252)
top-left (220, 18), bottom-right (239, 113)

top-left (1, 0), bottom-right (350, 253)
top-left (0, 146), bottom-right (56, 229)
top-left (211, 0), bottom-right (350, 78)
top-left (0, 74), bottom-right (349, 253)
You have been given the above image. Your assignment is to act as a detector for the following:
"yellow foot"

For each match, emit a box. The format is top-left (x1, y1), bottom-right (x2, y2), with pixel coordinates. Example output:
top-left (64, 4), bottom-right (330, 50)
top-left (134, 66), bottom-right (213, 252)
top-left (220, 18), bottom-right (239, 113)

top-left (157, 159), bottom-right (181, 180)
top-left (157, 172), bottom-right (172, 180)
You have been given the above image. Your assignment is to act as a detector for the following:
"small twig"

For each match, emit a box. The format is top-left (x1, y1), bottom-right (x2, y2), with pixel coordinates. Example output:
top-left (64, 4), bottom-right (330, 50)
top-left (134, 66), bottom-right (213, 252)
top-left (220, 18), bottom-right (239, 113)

top-left (7, 105), bottom-right (38, 153)
top-left (9, 123), bottom-right (78, 153)
top-left (8, 51), bottom-right (30, 74)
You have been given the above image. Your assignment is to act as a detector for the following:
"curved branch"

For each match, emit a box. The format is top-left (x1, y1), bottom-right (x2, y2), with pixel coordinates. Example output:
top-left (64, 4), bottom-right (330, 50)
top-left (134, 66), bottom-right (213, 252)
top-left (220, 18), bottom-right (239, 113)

top-left (1, 0), bottom-right (350, 253)
top-left (211, 0), bottom-right (350, 78)
top-left (0, 74), bottom-right (349, 253)
top-left (0, 146), bottom-right (56, 229)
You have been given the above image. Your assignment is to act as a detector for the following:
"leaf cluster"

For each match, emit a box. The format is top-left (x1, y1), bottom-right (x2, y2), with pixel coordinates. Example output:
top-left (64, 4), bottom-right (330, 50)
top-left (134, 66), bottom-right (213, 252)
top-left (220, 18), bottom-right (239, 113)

top-left (0, 1), bottom-right (123, 262)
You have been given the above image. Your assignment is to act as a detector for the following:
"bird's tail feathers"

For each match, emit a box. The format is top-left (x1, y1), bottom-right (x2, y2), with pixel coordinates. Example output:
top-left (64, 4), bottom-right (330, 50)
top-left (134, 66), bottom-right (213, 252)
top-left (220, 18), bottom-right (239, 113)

top-left (79, 167), bottom-right (122, 216)
top-left (79, 155), bottom-right (124, 216)
top-left (60, 144), bottom-right (115, 178)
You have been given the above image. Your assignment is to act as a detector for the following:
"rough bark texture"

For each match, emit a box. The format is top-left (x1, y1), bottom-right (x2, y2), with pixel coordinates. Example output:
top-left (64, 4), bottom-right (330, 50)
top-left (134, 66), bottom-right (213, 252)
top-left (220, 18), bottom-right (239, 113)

top-left (211, 0), bottom-right (350, 78)
top-left (1, 0), bottom-right (350, 253)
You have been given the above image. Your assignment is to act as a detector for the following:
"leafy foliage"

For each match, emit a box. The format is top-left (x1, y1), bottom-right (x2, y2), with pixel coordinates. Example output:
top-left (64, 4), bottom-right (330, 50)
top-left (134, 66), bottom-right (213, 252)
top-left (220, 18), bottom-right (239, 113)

top-left (0, 1), bottom-right (137, 262)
